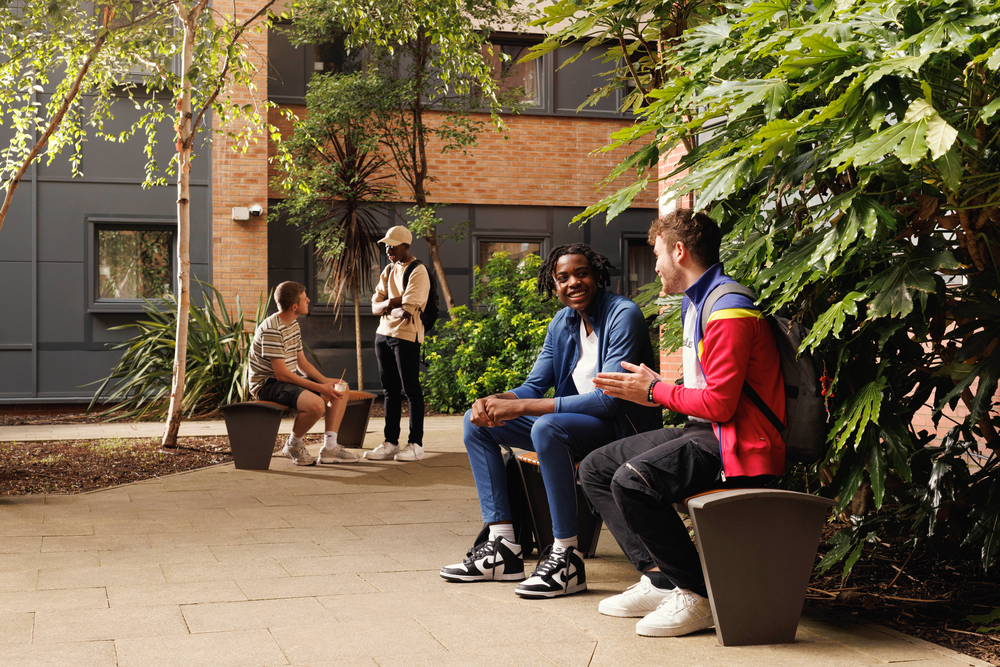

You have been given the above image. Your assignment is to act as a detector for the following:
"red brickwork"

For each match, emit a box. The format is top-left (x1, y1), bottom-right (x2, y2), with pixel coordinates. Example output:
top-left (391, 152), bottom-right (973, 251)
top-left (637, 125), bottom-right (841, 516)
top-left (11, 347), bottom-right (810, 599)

top-left (268, 106), bottom-right (658, 209)
top-left (211, 2), bottom-right (270, 315)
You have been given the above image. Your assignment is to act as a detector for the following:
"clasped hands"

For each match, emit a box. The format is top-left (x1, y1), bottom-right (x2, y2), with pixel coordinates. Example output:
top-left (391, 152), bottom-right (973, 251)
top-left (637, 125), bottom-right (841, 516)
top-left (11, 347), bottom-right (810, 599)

top-left (592, 361), bottom-right (663, 406)
top-left (469, 394), bottom-right (522, 428)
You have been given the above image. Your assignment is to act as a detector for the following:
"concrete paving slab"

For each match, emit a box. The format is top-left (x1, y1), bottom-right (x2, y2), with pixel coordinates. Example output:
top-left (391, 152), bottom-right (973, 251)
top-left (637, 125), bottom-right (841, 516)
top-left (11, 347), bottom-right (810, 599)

top-left (108, 580), bottom-right (247, 607)
top-left (181, 596), bottom-right (334, 633)
top-left (33, 606), bottom-right (189, 642)
top-left (36, 564), bottom-right (166, 590)
top-left (115, 629), bottom-right (288, 667)
top-left (0, 611), bottom-right (34, 644)
top-left (0, 640), bottom-right (118, 667)
top-left (236, 573), bottom-right (379, 600)
top-left (160, 559), bottom-right (291, 584)
top-left (0, 587), bottom-right (108, 613)
top-left (98, 545), bottom-right (218, 567)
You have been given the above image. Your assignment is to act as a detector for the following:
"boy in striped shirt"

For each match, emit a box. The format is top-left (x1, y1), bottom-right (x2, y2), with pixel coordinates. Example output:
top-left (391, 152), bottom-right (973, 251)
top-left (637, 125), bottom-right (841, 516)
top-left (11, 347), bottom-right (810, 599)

top-left (247, 281), bottom-right (358, 465)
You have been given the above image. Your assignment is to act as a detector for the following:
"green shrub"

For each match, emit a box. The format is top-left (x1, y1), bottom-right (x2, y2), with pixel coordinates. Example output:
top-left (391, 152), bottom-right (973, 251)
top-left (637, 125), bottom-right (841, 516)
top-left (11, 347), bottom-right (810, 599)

top-left (422, 252), bottom-right (562, 414)
top-left (89, 283), bottom-right (266, 421)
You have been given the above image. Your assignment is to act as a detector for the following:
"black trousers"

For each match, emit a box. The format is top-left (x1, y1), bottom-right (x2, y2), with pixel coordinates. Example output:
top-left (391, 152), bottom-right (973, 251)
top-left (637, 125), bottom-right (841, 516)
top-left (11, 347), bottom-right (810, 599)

top-left (374, 333), bottom-right (423, 446)
top-left (579, 422), bottom-right (768, 597)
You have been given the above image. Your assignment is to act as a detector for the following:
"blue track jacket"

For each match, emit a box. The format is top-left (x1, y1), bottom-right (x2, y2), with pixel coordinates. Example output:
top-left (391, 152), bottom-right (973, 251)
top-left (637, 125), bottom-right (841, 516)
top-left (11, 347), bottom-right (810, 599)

top-left (509, 289), bottom-right (661, 439)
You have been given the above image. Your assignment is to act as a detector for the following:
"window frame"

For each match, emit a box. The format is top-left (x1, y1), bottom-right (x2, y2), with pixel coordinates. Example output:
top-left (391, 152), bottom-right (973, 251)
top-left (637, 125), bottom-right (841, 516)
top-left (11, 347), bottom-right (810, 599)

top-left (87, 216), bottom-right (177, 313)
top-left (474, 232), bottom-right (550, 271)
top-left (620, 232), bottom-right (656, 299)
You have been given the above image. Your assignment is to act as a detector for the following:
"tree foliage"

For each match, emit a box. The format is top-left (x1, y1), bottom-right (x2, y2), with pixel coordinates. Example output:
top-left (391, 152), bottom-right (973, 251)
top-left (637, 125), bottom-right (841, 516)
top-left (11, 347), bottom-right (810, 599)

top-left (556, 0), bottom-right (1000, 572)
top-left (421, 252), bottom-right (561, 413)
top-left (284, 0), bottom-right (527, 313)
top-left (272, 71), bottom-right (399, 390)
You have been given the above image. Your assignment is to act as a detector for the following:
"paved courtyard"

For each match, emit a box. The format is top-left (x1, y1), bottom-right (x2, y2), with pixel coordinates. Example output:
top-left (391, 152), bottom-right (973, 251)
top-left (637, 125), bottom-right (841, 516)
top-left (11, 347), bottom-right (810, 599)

top-left (0, 416), bottom-right (989, 667)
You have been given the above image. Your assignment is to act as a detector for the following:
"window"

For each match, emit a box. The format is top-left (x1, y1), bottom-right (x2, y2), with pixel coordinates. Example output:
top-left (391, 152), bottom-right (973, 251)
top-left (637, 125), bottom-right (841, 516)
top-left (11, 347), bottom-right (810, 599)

top-left (478, 238), bottom-right (543, 268)
top-left (623, 237), bottom-right (656, 298)
top-left (88, 217), bottom-right (175, 312)
top-left (314, 259), bottom-right (381, 309)
top-left (485, 39), bottom-right (543, 108)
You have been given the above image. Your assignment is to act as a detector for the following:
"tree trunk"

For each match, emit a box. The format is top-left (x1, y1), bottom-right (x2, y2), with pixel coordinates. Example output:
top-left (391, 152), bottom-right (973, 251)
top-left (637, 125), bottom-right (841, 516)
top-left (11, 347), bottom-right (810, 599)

top-left (354, 290), bottom-right (363, 391)
top-left (161, 0), bottom-right (201, 448)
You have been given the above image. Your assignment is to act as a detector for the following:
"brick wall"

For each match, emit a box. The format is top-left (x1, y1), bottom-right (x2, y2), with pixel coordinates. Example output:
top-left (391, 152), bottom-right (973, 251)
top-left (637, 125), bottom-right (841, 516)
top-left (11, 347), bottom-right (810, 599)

top-left (268, 106), bottom-right (658, 209)
top-left (211, 2), bottom-right (270, 315)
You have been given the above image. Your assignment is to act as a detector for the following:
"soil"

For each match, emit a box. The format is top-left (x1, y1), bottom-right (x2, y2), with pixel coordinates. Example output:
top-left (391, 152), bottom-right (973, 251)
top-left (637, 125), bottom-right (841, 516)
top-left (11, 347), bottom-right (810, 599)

top-left (807, 521), bottom-right (1000, 665)
top-left (2, 407), bottom-right (998, 664)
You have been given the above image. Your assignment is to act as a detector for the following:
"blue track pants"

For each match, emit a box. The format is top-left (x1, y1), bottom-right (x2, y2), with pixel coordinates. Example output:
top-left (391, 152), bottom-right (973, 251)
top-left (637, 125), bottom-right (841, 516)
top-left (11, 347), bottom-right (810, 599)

top-left (463, 410), bottom-right (618, 539)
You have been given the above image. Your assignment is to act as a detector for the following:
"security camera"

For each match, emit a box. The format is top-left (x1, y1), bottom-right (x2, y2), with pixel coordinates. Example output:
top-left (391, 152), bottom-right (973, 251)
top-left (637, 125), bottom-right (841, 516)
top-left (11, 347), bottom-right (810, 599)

top-left (248, 204), bottom-right (263, 217)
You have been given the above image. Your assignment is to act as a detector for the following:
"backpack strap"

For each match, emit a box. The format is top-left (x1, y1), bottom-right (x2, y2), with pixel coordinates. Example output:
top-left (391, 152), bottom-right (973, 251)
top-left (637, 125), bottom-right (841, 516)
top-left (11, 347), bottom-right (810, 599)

top-left (401, 259), bottom-right (421, 290)
top-left (699, 282), bottom-right (786, 432)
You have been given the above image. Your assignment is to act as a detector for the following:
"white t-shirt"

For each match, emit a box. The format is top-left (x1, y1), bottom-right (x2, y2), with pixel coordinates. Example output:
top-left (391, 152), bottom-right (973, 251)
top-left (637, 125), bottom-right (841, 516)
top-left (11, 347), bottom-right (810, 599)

top-left (682, 301), bottom-right (708, 422)
top-left (572, 318), bottom-right (599, 395)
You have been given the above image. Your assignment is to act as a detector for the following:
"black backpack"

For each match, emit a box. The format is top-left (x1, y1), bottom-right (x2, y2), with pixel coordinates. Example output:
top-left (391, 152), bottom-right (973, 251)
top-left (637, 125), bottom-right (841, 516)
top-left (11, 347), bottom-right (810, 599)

top-left (402, 259), bottom-right (441, 334)
top-left (700, 283), bottom-right (828, 465)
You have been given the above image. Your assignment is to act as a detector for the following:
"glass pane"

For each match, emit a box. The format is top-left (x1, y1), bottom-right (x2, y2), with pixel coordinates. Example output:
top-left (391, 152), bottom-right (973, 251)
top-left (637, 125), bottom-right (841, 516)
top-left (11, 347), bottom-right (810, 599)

top-left (479, 240), bottom-right (541, 268)
top-left (627, 240), bottom-right (657, 298)
top-left (97, 229), bottom-right (173, 299)
top-left (316, 261), bottom-right (379, 306)
top-left (485, 43), bottom-right (541, 107)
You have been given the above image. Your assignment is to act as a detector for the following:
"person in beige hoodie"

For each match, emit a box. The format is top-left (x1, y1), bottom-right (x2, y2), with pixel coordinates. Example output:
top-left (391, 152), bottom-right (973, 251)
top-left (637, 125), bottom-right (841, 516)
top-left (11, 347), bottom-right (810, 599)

top-left (366, 226), bottom-right (431, 462)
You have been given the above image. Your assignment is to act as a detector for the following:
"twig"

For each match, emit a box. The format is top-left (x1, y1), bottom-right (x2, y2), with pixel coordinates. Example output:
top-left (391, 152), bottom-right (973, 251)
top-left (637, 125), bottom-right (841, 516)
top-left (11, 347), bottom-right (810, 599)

top-left (885, 548), bottom-right (916, 590)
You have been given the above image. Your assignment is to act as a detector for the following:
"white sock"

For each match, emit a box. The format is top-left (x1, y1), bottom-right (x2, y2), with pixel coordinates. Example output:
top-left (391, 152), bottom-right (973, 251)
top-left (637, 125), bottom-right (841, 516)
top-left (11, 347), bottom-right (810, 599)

top-left (324, 431), bottom-right (339, 448)
top-left (553, 536), bottom-right (578, 553)
top-left (489, 523), bottom-right (516, 544)
top-left (287, 433), bottom-right (303, 447)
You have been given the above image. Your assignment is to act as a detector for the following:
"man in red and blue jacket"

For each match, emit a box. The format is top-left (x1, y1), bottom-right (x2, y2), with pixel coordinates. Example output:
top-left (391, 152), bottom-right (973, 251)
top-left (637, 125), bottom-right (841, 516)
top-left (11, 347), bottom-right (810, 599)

top-left (585, 209), bottom-right (785, 638)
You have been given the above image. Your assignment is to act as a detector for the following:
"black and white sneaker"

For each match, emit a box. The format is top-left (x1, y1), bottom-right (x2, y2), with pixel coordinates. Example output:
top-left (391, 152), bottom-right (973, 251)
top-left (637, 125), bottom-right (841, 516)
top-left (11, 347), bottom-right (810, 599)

top-left (440, 536), bottom-right (525, 582)
top-left (514, 545), bottom-right (587, 598)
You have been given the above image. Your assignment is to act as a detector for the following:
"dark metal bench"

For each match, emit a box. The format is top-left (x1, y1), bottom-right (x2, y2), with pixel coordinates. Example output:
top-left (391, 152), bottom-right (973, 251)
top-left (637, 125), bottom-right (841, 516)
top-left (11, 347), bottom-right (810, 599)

top-left (509, 450), bottom-right (603, 558)
top-left (221, 391), bottom-right (376, 470)
top-left (682, 488), bottom-right (835, 645)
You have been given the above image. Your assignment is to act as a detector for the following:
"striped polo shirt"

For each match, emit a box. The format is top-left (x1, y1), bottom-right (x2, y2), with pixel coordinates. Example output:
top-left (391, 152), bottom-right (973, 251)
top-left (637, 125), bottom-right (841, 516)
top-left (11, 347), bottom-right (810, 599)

top-left (247, 312), bottom-right (302, 397)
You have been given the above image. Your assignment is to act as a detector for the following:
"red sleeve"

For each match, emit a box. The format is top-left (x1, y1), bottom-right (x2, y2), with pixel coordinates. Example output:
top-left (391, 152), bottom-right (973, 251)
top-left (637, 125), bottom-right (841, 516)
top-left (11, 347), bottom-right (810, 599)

top-left (651, 316), bottom-right (756, 422)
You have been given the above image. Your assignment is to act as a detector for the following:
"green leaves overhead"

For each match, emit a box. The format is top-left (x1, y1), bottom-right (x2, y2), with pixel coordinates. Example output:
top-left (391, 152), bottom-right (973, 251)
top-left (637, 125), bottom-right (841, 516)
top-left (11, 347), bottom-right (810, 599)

top-left (549, 0), bottom-right (1000, 574)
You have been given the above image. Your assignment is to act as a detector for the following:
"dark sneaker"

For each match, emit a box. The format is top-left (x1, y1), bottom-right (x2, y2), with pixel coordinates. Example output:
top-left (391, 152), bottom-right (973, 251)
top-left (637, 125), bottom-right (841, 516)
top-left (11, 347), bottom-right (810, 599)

top-left (514, 545), bottom-right (587, 599)
top-left (440, 536), bottom-right (525, 582)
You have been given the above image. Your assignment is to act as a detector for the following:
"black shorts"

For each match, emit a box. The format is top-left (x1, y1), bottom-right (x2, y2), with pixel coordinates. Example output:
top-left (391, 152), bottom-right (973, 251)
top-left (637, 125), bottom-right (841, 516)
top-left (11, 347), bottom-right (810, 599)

top-left (255, 378), bottom-right (315, 410)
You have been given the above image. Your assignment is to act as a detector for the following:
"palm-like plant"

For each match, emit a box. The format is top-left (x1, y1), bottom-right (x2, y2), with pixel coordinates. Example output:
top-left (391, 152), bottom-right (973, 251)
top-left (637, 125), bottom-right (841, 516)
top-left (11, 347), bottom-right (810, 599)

top-left (272, 70), bottom-right (399, 390)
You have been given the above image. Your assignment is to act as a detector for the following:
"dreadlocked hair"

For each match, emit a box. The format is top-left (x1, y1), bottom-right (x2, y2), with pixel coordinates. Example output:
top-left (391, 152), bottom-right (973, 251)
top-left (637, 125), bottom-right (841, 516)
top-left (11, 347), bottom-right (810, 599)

top-left (536, 243), bottom-right (614, 300)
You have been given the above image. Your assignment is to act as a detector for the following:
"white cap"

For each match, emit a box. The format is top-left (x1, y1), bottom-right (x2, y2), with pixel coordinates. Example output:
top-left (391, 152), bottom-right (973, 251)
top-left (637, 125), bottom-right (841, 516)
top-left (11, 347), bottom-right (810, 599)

top-left (378, 226), bottom-right (413, 246)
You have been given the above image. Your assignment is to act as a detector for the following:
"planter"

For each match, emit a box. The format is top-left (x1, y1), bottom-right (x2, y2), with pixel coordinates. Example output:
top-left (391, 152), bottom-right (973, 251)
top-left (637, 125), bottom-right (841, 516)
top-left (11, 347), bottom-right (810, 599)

top-left (339, 390), bottom-right (376, 448)
top-left (221, 401), bottom-right (286, 470)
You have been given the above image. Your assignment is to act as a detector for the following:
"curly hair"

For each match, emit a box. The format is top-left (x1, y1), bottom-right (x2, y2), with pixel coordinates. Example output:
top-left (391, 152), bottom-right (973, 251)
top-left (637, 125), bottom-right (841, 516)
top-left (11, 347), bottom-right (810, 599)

top-left (647, 209), bottom-right (721, 268)
top-left (536, 243), bottom-right (614, 300)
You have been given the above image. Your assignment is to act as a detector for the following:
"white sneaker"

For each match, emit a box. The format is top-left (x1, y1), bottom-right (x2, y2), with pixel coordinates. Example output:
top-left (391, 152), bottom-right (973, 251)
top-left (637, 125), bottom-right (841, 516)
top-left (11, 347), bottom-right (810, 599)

top-left (363, 441), bottom-right (399, 460)
top-left (394, 442), bottom-right (424, 461)
top-left (318, 444), bottom-right (360, 464)
top-left (281, 441), bottom-right (316, 466)
top-left (635, 587), bottom-right (714, 637)
top-left (599, 575), bottom-right (674, 618)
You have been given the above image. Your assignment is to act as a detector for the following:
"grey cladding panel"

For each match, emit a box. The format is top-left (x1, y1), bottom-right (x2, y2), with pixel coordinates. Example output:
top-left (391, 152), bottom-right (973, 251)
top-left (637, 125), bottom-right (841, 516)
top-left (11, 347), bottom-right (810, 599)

top-left (37, 182), bottom-right (196, 263)
top-left (38, 262), bottom-right (85, 343)
top-left (0, 185), bottom-right (31, 261)
top-left (0, 262), bottom-right (33, 343)
top-left (474, 206), bottom-right (549, 231)
top-left (0, 351), bottom-right (33, 395)
top-left (35, 94), bottom-right (209, 182)
top-left (37, 349), bottom-right (122, 397)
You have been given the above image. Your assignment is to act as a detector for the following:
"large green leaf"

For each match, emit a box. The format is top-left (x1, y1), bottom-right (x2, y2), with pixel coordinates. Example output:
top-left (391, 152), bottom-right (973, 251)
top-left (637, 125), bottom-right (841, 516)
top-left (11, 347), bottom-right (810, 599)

top-left (862, 248), bottom-right (952, 319)
top-left (833, 374), bottom-right (888, 452)
top-left (803, 291), bottom-right (867, 350)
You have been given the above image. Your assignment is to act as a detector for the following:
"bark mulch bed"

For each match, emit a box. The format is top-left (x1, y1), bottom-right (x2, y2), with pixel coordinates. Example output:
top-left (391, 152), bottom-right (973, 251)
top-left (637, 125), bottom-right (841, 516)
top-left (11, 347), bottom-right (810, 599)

top-left (807, 520), bottom-right (1000, 665)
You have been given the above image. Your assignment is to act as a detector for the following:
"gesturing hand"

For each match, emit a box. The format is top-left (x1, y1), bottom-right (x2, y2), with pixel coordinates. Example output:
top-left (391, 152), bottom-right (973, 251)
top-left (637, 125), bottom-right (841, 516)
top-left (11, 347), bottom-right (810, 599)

top-left (593, 361), bottom-right (661, 406)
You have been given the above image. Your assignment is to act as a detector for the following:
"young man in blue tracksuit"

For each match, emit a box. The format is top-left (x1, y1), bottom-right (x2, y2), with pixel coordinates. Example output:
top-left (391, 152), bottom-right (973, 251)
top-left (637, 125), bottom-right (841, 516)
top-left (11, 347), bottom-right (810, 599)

top-left (440, 244), bottom-right (661, 598)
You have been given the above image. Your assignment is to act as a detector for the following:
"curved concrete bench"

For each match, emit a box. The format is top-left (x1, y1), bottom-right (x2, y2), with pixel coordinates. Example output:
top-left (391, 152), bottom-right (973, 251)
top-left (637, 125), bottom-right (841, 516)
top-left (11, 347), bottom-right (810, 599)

top-left (684, 488), bottom-right (835, 646)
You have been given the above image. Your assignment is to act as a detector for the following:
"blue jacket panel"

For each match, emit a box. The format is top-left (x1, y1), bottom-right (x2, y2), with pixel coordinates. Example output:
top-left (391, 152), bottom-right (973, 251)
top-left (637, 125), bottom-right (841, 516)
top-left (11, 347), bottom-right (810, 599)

top-left (510, 289), bottom-right (661, 439)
